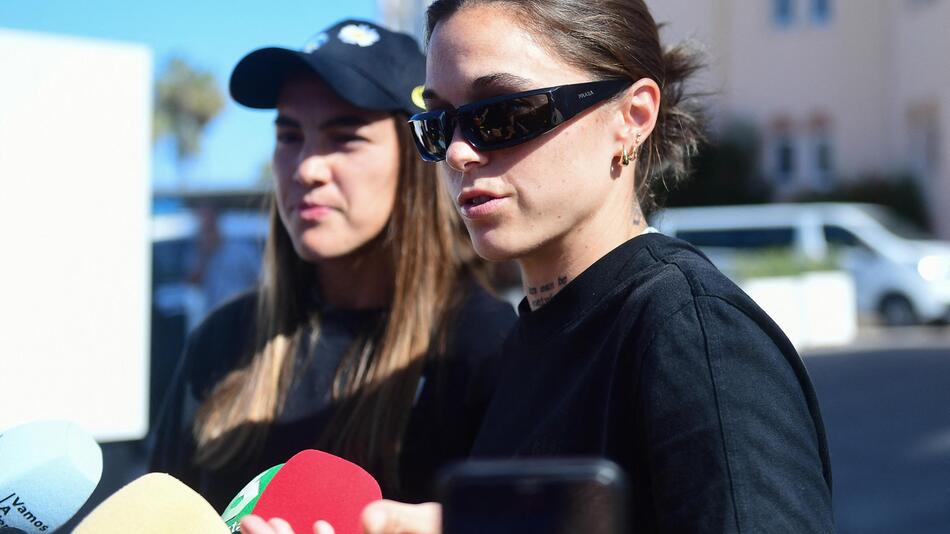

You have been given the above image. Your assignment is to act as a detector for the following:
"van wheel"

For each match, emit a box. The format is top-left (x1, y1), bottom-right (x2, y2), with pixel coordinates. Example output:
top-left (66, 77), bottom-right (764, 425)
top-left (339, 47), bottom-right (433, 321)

top-left (879, 295), bottom-right (918, 327)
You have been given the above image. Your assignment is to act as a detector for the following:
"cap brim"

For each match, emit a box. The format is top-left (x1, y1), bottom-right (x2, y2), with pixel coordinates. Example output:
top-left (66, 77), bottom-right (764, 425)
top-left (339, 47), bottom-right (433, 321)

top-left (230, 48), bottom-right (309, 109)
top-left (230, 47), bottom-right (406, 112)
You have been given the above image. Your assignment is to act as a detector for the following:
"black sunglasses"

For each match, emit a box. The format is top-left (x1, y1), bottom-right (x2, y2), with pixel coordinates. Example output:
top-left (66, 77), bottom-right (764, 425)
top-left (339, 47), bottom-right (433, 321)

top-left (408, 78), bottom-right (631, 162)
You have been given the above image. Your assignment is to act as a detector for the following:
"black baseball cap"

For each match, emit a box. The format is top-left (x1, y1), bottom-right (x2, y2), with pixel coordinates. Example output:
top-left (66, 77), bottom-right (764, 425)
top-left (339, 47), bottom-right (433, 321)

top-left (230, 19), bottom-right (426, 115)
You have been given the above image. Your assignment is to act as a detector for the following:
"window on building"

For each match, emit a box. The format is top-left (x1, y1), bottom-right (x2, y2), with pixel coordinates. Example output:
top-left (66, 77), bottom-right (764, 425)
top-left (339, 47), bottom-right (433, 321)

top-left (812, 0), bottom-right (833, 24)
top-left (809, 117), bottom-right (835, 190)
top-left (774, 0), bottom-right (795, 26)
top-left (813, 137), bottom-right (834, 188)
top-left (775, 134), bottom-right (796, 185)
top-left (815, 140), bottom-right (833, 175)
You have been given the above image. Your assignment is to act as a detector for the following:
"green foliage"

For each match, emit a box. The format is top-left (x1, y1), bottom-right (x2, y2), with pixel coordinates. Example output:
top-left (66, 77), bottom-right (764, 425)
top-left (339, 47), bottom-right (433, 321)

top-left (733, 248), bottom-right (840, 280)
top-left (663, 122), bottom-right (773, 208)
top-left (153, 57), bottom-right (225, 165)
top-left (791, 173), bottom-right (932, 233)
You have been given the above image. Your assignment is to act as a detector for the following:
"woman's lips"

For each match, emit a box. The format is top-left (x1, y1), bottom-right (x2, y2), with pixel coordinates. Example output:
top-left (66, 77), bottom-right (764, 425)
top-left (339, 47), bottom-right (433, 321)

top-left (298, 203), bottom-right (334, 221)
top-left (458, 193), bottom-right (507, 219)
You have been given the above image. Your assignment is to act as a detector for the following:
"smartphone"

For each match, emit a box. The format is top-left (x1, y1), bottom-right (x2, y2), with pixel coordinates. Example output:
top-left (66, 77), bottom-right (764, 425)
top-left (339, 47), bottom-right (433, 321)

top-left (437, 457), bottom-right (628, 534)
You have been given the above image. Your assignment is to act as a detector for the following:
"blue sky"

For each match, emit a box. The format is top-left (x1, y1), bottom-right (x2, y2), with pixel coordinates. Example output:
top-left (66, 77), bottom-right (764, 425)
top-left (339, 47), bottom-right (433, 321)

top-left (0, 0), bottom-right (382, 191)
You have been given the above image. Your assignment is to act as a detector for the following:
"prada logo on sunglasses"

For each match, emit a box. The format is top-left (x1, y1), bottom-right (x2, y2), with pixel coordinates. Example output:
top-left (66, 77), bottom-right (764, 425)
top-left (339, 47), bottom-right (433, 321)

top-left (408, 78), bottom-right (631, 162)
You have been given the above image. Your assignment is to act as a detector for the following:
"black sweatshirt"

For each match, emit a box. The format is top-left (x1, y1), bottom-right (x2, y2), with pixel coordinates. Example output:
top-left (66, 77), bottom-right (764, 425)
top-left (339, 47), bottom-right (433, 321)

top-left (148, 279), bottom-right (516, 511)
top-left (471, 233), bottom-right (835, 533)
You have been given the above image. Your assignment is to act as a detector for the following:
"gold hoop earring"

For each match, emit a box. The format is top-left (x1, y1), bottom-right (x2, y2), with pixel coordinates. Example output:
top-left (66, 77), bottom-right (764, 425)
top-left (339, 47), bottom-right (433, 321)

top-left (620, 146), bottom-right (631, 166)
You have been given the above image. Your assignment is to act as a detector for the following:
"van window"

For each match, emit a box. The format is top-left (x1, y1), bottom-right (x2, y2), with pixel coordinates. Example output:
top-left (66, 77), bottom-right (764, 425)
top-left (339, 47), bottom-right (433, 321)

top-left (676, 228), bottom-right (796, 249)
top-left (861, 206), bottom-right (930, 240)
top-left (822, 225), bottom-right (869, 250)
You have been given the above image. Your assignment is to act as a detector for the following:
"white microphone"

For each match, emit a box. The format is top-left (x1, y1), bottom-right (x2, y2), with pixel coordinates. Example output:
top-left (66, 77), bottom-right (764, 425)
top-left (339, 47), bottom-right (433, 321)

top-left (0, 420), bottom-right (102, 533)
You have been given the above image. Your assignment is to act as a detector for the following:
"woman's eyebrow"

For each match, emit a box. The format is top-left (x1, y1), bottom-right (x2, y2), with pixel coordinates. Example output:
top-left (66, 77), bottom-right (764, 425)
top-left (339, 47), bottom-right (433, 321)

top-left (471, 72), bottom-right (535, 93)
top-left (422, 73), bottom-right (536, 104)
top-left (274, 114), bottom-right (301, 128)
top-left (275, 114), bottom-right (370, 130)
top-left (319, 115), bottom-right (371, 130)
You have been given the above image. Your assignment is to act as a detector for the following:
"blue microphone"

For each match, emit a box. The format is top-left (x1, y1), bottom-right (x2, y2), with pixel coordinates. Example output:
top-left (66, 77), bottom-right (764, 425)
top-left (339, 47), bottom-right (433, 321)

top-left (0, 420), bottom-right (102, 533)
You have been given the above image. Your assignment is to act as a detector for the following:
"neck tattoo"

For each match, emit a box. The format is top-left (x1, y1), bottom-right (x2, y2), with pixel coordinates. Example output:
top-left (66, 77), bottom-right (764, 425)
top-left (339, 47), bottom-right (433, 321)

top-left (527, 275), bottom-right (570, 309)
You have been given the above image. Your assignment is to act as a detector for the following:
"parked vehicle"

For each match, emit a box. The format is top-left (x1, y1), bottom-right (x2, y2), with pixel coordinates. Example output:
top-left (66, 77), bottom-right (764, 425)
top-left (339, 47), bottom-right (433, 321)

top-left (651, 203), bottom-right (950, 326)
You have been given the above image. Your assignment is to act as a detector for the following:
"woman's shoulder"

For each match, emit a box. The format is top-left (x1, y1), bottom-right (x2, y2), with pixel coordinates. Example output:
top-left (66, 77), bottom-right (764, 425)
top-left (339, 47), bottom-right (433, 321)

top-left (441, 278), bottom-right (518, 364)
top-left (451, 278), bottom-right (518, 343)
top-left (624, 234), bottom-right (760, 315)
top-left (616, 234), bottom-right (789, 348)
top-left (184, 290), bottom-right (259, 393)
top-left (188, 290), bottom-right (258, 351)
top-left (456, 277), bottom-right (518, 325)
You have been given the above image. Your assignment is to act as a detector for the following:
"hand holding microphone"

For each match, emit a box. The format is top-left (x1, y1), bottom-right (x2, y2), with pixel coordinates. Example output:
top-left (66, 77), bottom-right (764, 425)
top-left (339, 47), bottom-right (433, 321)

top-left (359, 501), bottom-right (441, 534)
top-left (240, 500), bottom-right (441, 534)
top-left (226, 449), bottom-right (439, 534)
top-left (232, 449), bottom-right (380, 534)
top-left (239, 515), bottom-right (334, 534)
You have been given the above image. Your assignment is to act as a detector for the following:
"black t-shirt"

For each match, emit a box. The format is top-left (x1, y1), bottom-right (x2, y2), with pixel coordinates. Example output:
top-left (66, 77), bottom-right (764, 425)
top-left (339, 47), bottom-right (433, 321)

top-left (148, 279), bottom-right (516, 511)
top-left (471, 233), bottom-right (835, 533)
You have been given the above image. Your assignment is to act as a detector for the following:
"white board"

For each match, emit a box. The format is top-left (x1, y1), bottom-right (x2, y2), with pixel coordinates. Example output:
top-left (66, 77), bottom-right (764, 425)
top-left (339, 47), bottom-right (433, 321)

top-left (0, 29), bottom-right (152, 441)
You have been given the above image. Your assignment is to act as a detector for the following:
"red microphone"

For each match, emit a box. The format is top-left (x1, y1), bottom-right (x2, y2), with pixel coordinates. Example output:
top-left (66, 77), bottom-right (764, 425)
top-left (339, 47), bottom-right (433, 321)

top-left (251, 450), bottom-right (381, 534)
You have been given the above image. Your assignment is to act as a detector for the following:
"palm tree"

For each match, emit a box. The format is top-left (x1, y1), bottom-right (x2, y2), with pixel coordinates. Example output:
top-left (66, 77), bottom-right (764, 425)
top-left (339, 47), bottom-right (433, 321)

top-left (153, 57), bottom-right (224, 189)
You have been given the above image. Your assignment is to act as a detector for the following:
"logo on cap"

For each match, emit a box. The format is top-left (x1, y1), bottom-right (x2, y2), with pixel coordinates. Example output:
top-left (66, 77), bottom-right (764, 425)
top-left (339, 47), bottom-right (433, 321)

top-left (338, 24), bottom-right (381, 47)
top-left (303, 33), bottom-right (329, 53)
top-left (411, 86), bottom-right (426, 111)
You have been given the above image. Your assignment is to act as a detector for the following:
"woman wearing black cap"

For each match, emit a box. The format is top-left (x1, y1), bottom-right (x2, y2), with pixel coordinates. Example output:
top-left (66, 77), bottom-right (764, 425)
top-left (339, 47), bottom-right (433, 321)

top-left (149, 19), bottom-right (516, 511)
top-left (244, 0), bottom-right (836, 532)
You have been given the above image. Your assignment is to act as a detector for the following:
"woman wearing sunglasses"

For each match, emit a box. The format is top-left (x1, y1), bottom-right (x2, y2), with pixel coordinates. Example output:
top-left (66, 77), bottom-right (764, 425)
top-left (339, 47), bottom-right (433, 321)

top-left (242, 1), bottom-right (835, 533)
top-left (150, 19), bottom-right (516, 512)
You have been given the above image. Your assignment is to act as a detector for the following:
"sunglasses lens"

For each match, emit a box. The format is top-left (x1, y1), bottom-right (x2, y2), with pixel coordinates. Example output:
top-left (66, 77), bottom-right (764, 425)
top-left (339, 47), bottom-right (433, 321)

top-left (467, 94), bottom-right (553, 147)
top-left (410, 114), bottom-right (450, 161)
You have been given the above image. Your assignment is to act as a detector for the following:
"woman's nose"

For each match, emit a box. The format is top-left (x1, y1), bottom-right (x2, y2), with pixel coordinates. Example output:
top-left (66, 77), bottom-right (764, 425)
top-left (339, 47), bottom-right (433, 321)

top-left (295, 151), bottom-right (332, 186)
top-left (444, 125), bottom-right (488, 173)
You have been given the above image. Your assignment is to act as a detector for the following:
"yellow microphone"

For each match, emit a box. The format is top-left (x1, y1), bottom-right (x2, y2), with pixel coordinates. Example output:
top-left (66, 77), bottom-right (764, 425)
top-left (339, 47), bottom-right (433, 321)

top-left (72, 473), bottom-right (229, 533)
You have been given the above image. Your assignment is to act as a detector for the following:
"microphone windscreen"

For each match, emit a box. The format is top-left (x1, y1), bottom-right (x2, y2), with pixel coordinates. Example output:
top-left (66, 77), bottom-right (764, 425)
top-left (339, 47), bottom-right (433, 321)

top-left (221, 463), bottom-right (284, 532)
top-left (0, 420), bottom-right (102, 533)
top-left (72, 473), bottom-right (229, 534)
top-left (252, 450), bottom-right (382, 534)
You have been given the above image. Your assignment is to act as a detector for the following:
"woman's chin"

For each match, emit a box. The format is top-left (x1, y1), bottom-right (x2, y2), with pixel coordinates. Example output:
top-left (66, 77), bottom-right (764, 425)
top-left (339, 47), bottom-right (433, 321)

top-left (293, 240), bottom-right (346, 263)
top-left (470, 235), bottom-right (525, 263)
top-left (293, 232), bottom-right (389, 264)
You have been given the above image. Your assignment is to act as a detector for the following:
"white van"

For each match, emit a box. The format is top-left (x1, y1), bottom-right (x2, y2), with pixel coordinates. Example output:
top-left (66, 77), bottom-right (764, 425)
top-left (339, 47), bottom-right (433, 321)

top-left (651, 203), bottom-right (950, 326)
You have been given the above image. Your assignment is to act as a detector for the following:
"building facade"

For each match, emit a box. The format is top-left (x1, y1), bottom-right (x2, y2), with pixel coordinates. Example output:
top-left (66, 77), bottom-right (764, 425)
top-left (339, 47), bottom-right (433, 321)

top-left (382, 0), bottom-right (950, 238)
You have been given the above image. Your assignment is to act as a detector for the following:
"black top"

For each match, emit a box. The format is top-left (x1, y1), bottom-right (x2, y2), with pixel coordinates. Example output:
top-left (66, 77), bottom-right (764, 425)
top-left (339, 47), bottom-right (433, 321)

top-left (149, 279), bottom-right (516, 511)
top-left (471, 233), bottom-right (835, 533)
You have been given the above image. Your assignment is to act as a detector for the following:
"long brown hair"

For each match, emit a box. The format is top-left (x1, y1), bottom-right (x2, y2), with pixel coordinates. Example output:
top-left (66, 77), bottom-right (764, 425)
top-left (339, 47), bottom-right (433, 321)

top-left (426, 0), bottom-right (706, 216)
top-left (192, 113), bottom-right (475, 489)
